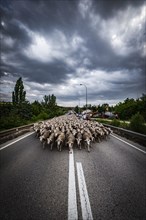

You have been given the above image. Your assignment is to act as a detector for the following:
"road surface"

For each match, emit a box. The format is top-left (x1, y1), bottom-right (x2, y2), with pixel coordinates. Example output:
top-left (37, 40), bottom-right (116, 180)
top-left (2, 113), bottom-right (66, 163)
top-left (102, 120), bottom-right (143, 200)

top-left (0, 132), bottom-right (145, 220)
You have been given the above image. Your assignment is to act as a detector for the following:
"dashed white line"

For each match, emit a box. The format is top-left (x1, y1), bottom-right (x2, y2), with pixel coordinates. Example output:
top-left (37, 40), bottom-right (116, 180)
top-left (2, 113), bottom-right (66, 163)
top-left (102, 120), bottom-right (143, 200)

top-left (111, 134), bottom-right (146, 154)
top-left (68, 151), bottom-right (78, 220)
top-left (0, 132), bottom-right (35, 151)
top-left (76, 162), bottom-right (93, 220)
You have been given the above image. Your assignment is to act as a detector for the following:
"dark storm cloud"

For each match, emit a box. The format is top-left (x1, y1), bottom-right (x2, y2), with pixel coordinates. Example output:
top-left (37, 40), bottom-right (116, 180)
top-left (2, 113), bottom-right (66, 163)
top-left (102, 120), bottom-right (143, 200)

top-left (0, 0), bottom-right (80, 82)
top-left (2, 0), bottom-right (79, 34)
top-left (0, 5), bottom-right (32, 47)
top-left (92, 0), bottom-right (145, 19)
top-left (20, 57), bottom-right (74, 84)
top-left (1, 52), bottom-right (73, 84)
top-left (0, 0), bottom-right (145, 104)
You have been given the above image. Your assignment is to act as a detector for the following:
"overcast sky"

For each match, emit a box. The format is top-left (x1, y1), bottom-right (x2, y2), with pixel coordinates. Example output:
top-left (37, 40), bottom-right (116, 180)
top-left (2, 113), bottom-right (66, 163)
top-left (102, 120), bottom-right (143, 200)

top-left (0, 0), bottom-right (146, 107)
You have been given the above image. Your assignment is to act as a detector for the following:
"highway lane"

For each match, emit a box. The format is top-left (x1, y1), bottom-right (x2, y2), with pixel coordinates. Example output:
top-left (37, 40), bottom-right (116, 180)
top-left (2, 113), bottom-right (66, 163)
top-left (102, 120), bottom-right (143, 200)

top-left (74, 136), bottom-right (146, 220)
top-left (0, 133), bottom-right (69, 220)
top-left (0, 133), bottom-right (145, 220)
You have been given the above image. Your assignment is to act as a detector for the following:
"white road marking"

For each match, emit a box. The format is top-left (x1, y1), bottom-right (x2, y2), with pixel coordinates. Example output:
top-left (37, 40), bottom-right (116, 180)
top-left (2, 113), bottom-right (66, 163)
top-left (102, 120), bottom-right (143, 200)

top-left (111, 134), bottom-right (146, 154)
top-left (68, 150), bottom-right (78, 220)
top-left (76, 162), bottom-right (93, 220)
top-left (0, 132), bottom-right (35, 151)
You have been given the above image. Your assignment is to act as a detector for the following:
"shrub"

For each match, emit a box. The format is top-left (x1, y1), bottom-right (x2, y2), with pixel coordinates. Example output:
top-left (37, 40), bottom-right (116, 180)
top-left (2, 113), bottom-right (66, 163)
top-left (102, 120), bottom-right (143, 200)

top-left (0, 114), bottom-right (26, 130)
top-left (130, 113), bottom-right (145, 133)
top-left (120, 121), bottom-right (129, 129)
top-left (111, 119), bottom-right (121, 127)
top-left (36, 112), bottom-right (49, 120)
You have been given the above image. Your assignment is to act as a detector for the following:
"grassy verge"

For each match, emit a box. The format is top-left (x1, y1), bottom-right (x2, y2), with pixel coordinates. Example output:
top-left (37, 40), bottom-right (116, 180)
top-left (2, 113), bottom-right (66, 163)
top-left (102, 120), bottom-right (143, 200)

top-left (94, 118), bottom-right (146, 135)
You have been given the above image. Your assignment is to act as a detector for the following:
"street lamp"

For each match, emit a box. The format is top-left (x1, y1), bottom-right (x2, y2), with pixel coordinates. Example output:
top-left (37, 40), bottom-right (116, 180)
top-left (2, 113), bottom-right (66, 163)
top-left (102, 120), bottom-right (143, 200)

top-left (80, 83), bottom-right (87, 112)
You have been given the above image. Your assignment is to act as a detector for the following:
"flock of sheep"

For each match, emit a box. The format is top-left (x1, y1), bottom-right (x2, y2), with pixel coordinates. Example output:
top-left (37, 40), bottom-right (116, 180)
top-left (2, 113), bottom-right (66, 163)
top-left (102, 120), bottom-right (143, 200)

top-left (33, 114), bottom-right (112, 153)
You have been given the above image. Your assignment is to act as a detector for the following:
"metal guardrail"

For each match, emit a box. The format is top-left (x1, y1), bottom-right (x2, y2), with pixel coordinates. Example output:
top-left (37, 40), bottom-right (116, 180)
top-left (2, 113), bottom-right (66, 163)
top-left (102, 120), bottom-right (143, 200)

top-left (0, 124), bottom-right (34, 144)
top-left (102, 123), bottom-right (146, 147)
top-left (0, 119), bottom-right (51, 144)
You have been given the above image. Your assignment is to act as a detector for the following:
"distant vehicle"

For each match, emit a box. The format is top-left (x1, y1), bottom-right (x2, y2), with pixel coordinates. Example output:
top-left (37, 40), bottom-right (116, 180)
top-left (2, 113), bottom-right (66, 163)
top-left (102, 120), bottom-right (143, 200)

top-left (103, 111), bottom-right (117, 119)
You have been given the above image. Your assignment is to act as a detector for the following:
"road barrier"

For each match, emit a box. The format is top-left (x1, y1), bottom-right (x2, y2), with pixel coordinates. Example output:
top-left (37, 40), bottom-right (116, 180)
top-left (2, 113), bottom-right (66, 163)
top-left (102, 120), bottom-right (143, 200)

top-left (102, 123), bottom-right (146, 147)
top-left (0, 124), bottom-right (34, 144)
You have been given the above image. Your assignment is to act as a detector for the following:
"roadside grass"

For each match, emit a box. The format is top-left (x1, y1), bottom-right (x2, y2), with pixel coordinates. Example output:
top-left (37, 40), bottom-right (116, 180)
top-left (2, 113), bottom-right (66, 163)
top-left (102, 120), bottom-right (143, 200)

top-left (94, 118), bottom-right (146, 135)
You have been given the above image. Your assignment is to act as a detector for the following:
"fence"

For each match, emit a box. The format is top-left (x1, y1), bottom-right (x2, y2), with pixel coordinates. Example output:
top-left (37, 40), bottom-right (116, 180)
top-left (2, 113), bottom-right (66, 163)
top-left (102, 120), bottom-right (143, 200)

top-left (102, 123), bottom-right (146, 147)
top-left (0, 124), bottom-right (34, 144)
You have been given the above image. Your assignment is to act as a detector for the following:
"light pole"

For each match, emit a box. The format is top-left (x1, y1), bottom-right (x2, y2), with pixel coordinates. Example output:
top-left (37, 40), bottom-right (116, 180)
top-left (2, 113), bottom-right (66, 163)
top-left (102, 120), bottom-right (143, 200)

top-left (80, 83), bottom-right (87, 112)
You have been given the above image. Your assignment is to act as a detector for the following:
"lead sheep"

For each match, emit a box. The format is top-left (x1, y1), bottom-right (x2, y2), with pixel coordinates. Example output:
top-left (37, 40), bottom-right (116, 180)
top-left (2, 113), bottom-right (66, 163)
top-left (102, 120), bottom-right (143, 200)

top-left (76, 132), bottom-right (82, 150)
top-left (47, 132), bottom-right (55, 150)
top-left (40, 130), bottom-right (51, 149)
top-left (66, 133), bottom-right (75, 153)
top-left (56, 132), bottom-right (65, 152)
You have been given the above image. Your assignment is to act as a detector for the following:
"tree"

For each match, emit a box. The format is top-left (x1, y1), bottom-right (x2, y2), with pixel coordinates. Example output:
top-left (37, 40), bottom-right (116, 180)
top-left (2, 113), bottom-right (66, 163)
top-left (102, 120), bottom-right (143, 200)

top-left (31, 100), bottom-right (42, 116)
top-left (74, 105), bottom-right (79, 113)
top-left (12, 77), bottom-right (26, 104)
top-left (130, 112), bottom-right (145, 133)
top-left (91, 105), bottom-right (98, 112)
top-left (136, 94), bottom-right (146, 121)
top-left (49, 94), bottom-right (56, 107)
top-left (97, 103), bottom-right (109, 113)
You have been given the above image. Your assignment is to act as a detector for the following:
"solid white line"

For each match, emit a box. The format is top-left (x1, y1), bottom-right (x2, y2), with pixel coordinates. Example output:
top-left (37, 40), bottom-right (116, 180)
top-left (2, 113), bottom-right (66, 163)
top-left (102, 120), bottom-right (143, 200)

top-left (76, 162), bottom-right (93, 220)
top-left (68, 150), bottom-right (78, 220)
top-left (0, 132), bottom-right (35, 151)
top-left (111, 134), bottom-right (146, 154)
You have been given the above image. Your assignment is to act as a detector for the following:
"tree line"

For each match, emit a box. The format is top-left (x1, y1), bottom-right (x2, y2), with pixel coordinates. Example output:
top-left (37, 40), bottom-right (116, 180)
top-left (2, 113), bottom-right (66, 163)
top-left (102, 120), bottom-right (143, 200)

top-left (0, 77), bottom-right (146, 133)
top-left (74, 95), bottom-right (146, 134)
top-left (75, 94), bottom-right (146, 121)
top-left (0, 77), bottom-right (66, 130)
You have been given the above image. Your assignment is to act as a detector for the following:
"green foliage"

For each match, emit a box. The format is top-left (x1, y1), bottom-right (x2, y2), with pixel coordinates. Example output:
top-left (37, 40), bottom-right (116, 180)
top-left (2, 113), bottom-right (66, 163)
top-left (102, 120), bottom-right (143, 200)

top-left (91, 105), bottom-right (98, 112)
top-left (42, 94), bottom-right (56, 109)
top-left (114, 94), bottom-right (146, 121)
top-left (120, 121), bottom-right (129, 129)
top-left (31, 100), bottom-right (42, 116)
top-left (110, 119), bottom-right (121, 127)
top-left (95, 118), bottom-right (111, 124)
top-left (0, 77), bottom-right (62, 130)
top-left (0, 102), bottom-right (13, 117)
top-left (130, 113), bottom-right (145, 134)
top-left (74, 105), bottom-right (79, 113)
top-left (96, 118), bottom-right (130, 130)
top-left (12, 77), bottom-right (26, 104)
top-left (97, 103), bottom-right (109, 113)
top-left (0, 114), bottom-right (26, 130)
top-left (18, 102), bottom-right (33, 120)
top-left (114, 98), bottom-right (136, 120)
top-left (36, 112), bottom-right (49, 120)
top-left (136, 94), bottom-right (146, 121)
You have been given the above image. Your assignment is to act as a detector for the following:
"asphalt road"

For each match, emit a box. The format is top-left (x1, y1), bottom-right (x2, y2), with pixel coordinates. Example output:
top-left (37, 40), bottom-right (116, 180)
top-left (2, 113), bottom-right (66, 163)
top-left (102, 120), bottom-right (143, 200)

top-left (0, 132), bottom-right (145, 220)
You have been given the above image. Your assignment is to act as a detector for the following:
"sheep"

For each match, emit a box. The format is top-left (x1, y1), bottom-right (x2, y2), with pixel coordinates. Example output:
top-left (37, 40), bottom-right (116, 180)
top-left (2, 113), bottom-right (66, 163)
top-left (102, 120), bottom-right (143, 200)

top-left (54, 129), bottom-right (62, 138)
top-left (33, 122), bottom-right (43, 138)
top-left (47, 132), bottom-right (55, 150)
top-left (56, 132), bottom-right (65, 152)
top-left (34, 113), bottom-right (112, 153)
top-left (89, 127), bottom-right (97, 142)
top-left (66, 133), bottom-right (75, 153)
top-left (76, 132), bottom-right (82, 150)
top-left (82, 132), bottom-right (92, 152)
top-left (34, 126), bottom-right (41, 138)
top-left (72, 129), bottom-right (77, 136)
top-left (40, 130), bottom-right (51, 149)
